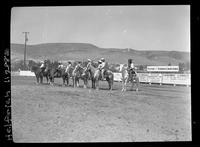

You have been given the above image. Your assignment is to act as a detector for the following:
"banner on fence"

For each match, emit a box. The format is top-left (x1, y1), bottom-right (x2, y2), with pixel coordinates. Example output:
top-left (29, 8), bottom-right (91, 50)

top-left (164, 74), bottom-right (191, 85)
top-left (113, 73), bottom-right (122, 81)
top-left (19, 71), bottom-right (35, 76)
top-left (113, 72), bottom-right (191, 86)
top-left (147, 66), bottom-right (179, 72)
top-left (162, 74), bottom-right (176, 84)
top-left (148, 73), bottom-right (162, 83)
top-left (137, 73), bottom-right (149, 83)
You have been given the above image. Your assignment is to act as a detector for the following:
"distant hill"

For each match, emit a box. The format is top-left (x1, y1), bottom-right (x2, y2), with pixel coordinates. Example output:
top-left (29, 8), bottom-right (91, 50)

top-left (11, 43), bottom-right (190, 66)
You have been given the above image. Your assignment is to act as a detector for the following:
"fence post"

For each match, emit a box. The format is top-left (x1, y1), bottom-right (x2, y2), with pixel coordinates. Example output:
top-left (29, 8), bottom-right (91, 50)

top-left (159, 73), bottom-right (162, 85)
top-left (148, 73), bottom-right (151, 85)
top-left (173, 74), bottom-right (177, 87)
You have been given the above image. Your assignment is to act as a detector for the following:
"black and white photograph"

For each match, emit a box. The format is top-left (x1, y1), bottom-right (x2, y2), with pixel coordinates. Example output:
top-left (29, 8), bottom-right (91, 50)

top-left (10, 5), bottom-right (191, 142)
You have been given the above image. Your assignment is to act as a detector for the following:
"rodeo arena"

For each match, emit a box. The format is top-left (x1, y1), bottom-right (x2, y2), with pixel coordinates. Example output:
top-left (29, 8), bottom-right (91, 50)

top-left (11, 55), bottom-right (191, 142)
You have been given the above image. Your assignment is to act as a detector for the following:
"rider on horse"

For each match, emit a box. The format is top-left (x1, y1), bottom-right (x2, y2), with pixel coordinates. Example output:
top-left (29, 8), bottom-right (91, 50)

top-left (65, 61), bottom-right (72, 72)
top-left (127, 59), bottom-right (136, 77)
top-left (58, 61), bottom-right (64, 69)
top-left (98, 58), bottom-right (108, 80)
top-left (87, 59), bottom-right (92, 67)
top-left (74, 61), bottom-right (83, 71)
top-left (40, 59), bottom-right (47, 72)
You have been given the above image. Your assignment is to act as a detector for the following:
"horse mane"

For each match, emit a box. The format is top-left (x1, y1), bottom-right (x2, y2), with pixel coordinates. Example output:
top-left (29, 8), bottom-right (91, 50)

top-left (46, 61), bottom-right (59, 69)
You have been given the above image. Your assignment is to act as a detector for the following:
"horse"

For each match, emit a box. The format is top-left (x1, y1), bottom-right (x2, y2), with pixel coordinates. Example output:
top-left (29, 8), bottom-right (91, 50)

top-left (120, 64), bottom-right (140, 92)
top-left (45, 60), bottom-right (60, 85)
top-left (52, 65), bottom-right (69, 86)
top-left (85, 63), bottom-right (114, 90)
top-left (65, 64), bottom-right (75, 86)
top-left (28, 60), bottom-right (49, 84)
top-left (72, 63), bottom-right (90, 88)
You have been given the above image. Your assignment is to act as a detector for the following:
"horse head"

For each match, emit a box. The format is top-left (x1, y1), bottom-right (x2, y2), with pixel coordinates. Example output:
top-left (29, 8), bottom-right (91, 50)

top-left (82, 64), bottom-right (91, 78)
top-left (73, 64), bottom-right (84, 75)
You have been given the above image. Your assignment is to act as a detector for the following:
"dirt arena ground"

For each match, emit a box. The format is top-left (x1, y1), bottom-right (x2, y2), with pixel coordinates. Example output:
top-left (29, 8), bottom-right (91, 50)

top-left (11, 76), bottom-right (191, 142)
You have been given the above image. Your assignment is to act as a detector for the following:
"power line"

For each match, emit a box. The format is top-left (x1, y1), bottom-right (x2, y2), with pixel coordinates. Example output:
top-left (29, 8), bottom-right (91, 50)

top-left (22, 32), bottom-right (29, 70)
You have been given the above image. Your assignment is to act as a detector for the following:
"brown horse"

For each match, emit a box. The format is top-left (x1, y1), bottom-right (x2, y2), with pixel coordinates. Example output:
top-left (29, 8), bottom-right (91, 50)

top-left (28, 60), bottom-right (49, 84)
top-left (120, 64), bottom-right (139, 92)
top-left (85, 63), bottom-right (114, 90)
top-left (52, 65), bottom-right (69, 86)
top-left (44, 60), bottom-right (60, 85)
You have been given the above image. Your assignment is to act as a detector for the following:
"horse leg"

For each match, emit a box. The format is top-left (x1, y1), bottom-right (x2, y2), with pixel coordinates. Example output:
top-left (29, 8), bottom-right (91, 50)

top-left (93, 80), bottom-right (96, 89)
top-left (109, 80), bottom-right (111, 90)
top-left (40, 76), bottom-right (43, 84)
top-left (52, 78), bottom-right (55, 86)
top-left (131, 80), bottom-right (134, 91)
top-left (50, 77), bottom-right (54, 86)
top-left (73, 77), bottom-right (76, 88)
top-left (123, 79), bottom-right (127, 92)
top-left (66, 76), bottom-right (69, 86)
top-left (111, 79), bottom-right (113, 90)
top-left (86, 79), bottom-right (88, 88)
top-left (136, 78), bottom-right (139, 92)
top-left (72, 77), bottom-right (74, 87)
top-left (121, 80), bottom-right (125, 92)
top-left (46, 76), bottom-right (49, 84)
top-left (91, 79), bottom-right (94, 89)
top-left (96, 80), bottom-right (99, 90)
top-left (110, 76), bottom-right (114, 90)
top-left (62, 77), bottom-right (65, 86)
top-left (36, 75), bottom-right (39, 84)
top-left (83, 79), bottom-right (87, 88)
top-left (107, 79), bottom-right (111, 90)
top-left (77, 79), bottom-right (80, 87)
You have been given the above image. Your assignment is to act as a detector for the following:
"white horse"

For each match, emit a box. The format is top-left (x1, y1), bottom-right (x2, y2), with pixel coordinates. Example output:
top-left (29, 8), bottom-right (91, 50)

top-left (120, 64), bottom-right (139, 92)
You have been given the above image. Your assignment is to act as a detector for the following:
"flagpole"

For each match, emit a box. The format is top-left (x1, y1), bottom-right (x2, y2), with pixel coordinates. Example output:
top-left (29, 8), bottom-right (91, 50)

top-left (22, 32), bottom-right (29, 70)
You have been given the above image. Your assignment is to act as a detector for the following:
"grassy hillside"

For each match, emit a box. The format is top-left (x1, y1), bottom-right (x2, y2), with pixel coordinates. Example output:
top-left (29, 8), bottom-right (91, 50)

top-left (11, 43), bottom-right (190, 66)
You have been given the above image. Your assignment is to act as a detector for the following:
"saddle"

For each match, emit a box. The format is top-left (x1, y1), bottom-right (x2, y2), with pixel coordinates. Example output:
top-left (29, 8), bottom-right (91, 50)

top-left (41, 67), bottom-right (46, 72)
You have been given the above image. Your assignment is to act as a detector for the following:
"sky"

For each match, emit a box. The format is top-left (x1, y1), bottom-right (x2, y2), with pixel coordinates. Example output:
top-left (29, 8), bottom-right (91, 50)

top-left (11, 6), bottom-right (190, 52)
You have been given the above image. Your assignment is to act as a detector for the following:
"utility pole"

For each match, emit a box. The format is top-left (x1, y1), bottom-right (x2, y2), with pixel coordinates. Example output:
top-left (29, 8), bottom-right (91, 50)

top-left (22, 32), bottom-right (29, 70)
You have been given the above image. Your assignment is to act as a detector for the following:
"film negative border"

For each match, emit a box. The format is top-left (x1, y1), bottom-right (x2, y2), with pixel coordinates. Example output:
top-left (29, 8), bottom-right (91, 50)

top-left (3, 48), bottom-right (13, 142)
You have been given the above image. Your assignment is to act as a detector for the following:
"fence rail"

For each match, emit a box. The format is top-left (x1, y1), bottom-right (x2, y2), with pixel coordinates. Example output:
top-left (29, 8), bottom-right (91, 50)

top-left (15, 71), bottom-right (191, 86)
